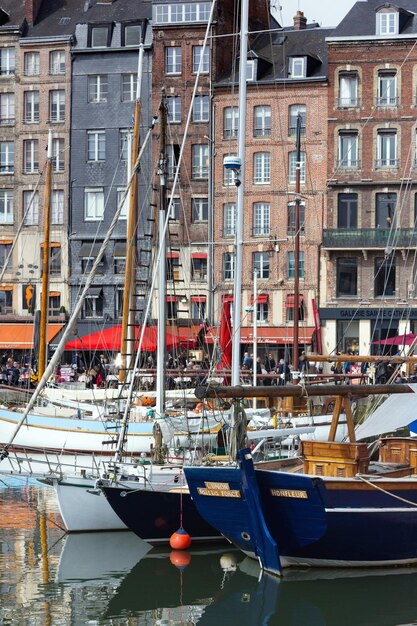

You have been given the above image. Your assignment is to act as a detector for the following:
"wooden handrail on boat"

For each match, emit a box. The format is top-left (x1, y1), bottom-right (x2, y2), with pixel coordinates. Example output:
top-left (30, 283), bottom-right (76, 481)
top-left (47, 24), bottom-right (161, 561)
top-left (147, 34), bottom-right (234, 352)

top-left (195, 383), bottom-right (412, 400)
top-left (306, 354), bottom-right (417, 364)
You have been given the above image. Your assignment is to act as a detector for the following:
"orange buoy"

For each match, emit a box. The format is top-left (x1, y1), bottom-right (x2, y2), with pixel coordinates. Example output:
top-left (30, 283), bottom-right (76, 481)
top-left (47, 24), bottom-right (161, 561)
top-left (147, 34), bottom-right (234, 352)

top-left (170, 527), bottom-right (191, 550)
top-left (170, 550), bottom-right (191, 569)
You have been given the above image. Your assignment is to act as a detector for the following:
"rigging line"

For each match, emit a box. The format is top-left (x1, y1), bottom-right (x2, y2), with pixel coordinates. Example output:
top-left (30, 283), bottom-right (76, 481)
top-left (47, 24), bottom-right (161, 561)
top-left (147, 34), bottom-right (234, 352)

top-left (357, 474), bottom-right (417, 507)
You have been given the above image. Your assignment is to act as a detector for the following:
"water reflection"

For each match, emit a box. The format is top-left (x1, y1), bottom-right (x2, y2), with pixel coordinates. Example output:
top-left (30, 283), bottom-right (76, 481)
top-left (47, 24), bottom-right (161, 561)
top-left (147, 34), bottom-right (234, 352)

top-left (2, 478), bottom-right (417, 625)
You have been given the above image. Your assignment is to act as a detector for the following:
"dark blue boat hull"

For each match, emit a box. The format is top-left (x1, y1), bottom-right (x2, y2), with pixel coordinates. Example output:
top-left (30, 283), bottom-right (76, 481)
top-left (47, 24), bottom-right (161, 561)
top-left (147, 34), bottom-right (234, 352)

top-left (184, 454), bottom-right (417, 571)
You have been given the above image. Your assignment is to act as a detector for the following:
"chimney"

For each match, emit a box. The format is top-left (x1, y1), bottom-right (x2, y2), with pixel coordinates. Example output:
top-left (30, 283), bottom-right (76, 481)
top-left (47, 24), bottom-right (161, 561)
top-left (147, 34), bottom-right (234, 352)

top-left (293, 10), bottom-right (307, 31)
top-left (25, 0), bottom-right (42, 25)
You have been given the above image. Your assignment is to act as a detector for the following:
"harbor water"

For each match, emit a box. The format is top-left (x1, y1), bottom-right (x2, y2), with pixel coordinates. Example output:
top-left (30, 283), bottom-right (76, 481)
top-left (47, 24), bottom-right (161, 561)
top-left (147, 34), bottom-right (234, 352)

top-left (2, 476), bottom-right (417, 626)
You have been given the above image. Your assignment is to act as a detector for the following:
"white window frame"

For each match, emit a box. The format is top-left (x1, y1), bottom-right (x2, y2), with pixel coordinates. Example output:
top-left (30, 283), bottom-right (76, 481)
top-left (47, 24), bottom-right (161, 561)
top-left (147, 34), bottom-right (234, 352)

top-left (253, 152), bottom-right (271, 184)
top-left (24, 52), bottom-right (39, 76)
top-left (254, 105), bottom-right (271, 137)
top-left (0, 189), bottom-right (13, 224)
top-left (124, 24), bottom-right (142, 47)
top-left (167, 95), bottom-right (181, 123)
top-left (0, 141), bottom-right (14, 173)
top-left (192, 197), bottom-right (208, 222)
top-left (377, 130), bottom-right (397, 167)
top-left (82, 292), bottom-right (104, 318)
top-left (288, 251), bottom-right (305, 279)
top-left (288, 151), bottom-right (306, 184)
top-left (253, 252), bottom-right (270, 280)
top-left (117, 187), bottom-right (128, 220)
top-left (23, 91), bottom-right (39, 124)
top-left (223, 203), bottom-right (236, 237)
top-left (192, 46), bottom-right (209, 73)
top-left (191, 145), bottom-right (209, 179)
top-left (51, 190), bottom-right (64, 224)
top-left (168, 196), bottom-right (180, 220)
top-left (256, 300), bottom-right (269, 323)
top-left (377, 11), bottom-right (398, 35)
top-left (23, 140), bottom-right (38, 174)
top-left (338, 73), bottom-right (359, 108)
top-left (23, 190), bottom-right (39, 225)
top-left (224, 107), bottom-right (239, 138)
top-left (0, 93), bottom-right (14, 125)
top-left (338, 132), bottom-right (359, 168)
top-left (288, 104), bottom-right (306, 136)
top-left (91, 26), bottom-right (109, 49)
top-left (0, 48), bottom-right (15, 76)
top-left (49, 90), bottom-right (65, 122)
top-left (246, 59), bottom-right (256, 82)
top-left (378, 71), bottom-right (397, 106)
top-left (193, 95), bottom-right (209, 122)
top-left (52, 138), bottom-right (64, 173)
top-left (88, 75), bottom-right (108, 103)
top-left (50, 50), bottom-right (65, 75)
top-left (122, 74), bottom-right (137, 102)
top-left (165, 47), bottom-right (182, 75)
top-left (87, 130), bottom-right (105, 162)
top-left (223, 252), bottom-right (235, 280)
top-left (289, 56), bottom-right (306, 79)
top-left (84, 187), bottom-right (104, 221)
top-left (253, 202), bottom-right (270, 236)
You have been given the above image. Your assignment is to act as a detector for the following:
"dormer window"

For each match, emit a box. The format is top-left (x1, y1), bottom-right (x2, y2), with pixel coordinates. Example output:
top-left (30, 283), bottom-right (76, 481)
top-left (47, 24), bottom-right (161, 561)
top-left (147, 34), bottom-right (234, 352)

top-left (289, 57), bottom-right (306, 79)
top-left (376, 10), bottom-right (398, 35)
top-left (246, 59), bottom-right (256, 82)
top-left (88, 24), bottom-right (112, 48)
top-left (122, 23), bottom-right (142, 47)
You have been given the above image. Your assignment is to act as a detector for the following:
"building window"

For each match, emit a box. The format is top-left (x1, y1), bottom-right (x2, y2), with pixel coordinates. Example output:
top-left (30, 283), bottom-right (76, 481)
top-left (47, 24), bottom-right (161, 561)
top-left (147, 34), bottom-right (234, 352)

top-left (375, 256), bottom-right (396, 297)
top-left (286, 295), bottom-right (305, 322)
top-left (287, 202), bottom-right (305, 235)
top-left (0, 48), bottom-right (15, 75)
top-left (24, 52), bottom-right (39, 76)
top-left (23, 91), bottom-right (39, 124)
top-left (88, 75), bottom-right (108, 103)
top-left (114, 251), bottom-right (126, 275)
top-left (376, 130), bottom-right (397, 167)
top-left (0, 288), bottom-right (12, 313)
top-left (191, 145), bottom-right (208, 179)
top-left (0, 243), bottom-right (11, 270)
top-left (167, 144), bottom-right (180, 178)
top-left (224, 107), bottom-right (239, 139)
top-left (191, 257), bottom-right (207, 281)
top-left (246, 59), bottom-right (256, 82)
top-left (223, 203), bottom-right (236, 237)
top-left (254, 152), bottom-right (270, 184)
top-left (191, 297), bottom-right (206, 320)
top-left (338, 131), bottom-right (359, 168)
top-left (49, 90), bottom-right (65, 122)
top-left (377, 71), bottom-right (397, 106)
top-left (287, 251), bottom-right (305, 279)
top-left (223, 154), bottom-right (237, 186)
top-left (338, 193), bottom-right (358, 229)
top-left (254, 105), bottom-right (271, 137)
top-left (253, 202), bottom-right (270, 236)
top-left (84, 188), bottom-right (104, 221)
top-left (376, 192), bottom-right (397, 228)
top-left (118, 130), bottom-right (131, 162)
top-left (117, 188), bottom-right (129, 219)
top-left (43, 246), bottom-right (61, 275)
top-left (167, 96), bottom-right (181, 123)
top-left (48, 293), bottom-right (61, 316)
top-left (377, 11), bottom-right (398, 35)
top-left (337, 258), bottom-right (358, 297)
top-left (0, 93), bottom-right (14, 125)
top-left (168, 197), bottom-right (180, 220)
top-left (338, 72), bottom-right (359, 108)
top-left (166, 299), bottom-right (178, 320)
top-left (23, 190), bottom-right (39, 225)
top-left (51, 190), bottom-right (64, 224)
top-left (0, 141), bottom-right (14, 173)
top-left (23, 140), bottom-right (37, 174)
top-left (192, 45), bottom-right (209, 73)
top-left (165, 47), bottom-right (182, 74)
top-left (122, 74), bottom-right (137, 102)
top-left (123, 23), bottom-right (142, 47)
top-left (90, 25), bottom-right (111, 48)
top-left (192, 197), bottom-right (208, 222)
top-left (0, 189), bottom-right (13, 224)
top-left (87, 130), bottom-right (105, 161)
top-left (154, 3), bottom-right (211, 24)
top-left (253, 252), bottom-right (270, 279)
top-left (166, 256), bottom-right (180, 281)
top-left (289, 56), bottom-right (306, 79)
top-left (115, 288), bottom-right (124, 318)
top-left (254, 299), bottom-right (268, 322)
top-left (288, 151), bottom-right (306, 184)
top-left (193, 95), bottom-right (209, 122)
top-left (52, 138), bottom-right (64, 173)
top-left (82, 291), bottom-right (104, 318)
top-left (49, 50), bottom-right (65, 75)
top-left (223, 252), bottom-right (235, 280)
top-left (288, 104), bottom-right (306, 136)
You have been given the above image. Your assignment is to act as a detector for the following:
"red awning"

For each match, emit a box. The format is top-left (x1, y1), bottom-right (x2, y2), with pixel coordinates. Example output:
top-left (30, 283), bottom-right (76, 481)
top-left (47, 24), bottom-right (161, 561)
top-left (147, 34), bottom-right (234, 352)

top-left (286, 295), bottom-right (304, 307)
top-left (166, 296), bottom-right (179, 302)
top-left (251, 294), bottom-right (268, 304)
top-left (64, 325), bottom-right (187, 352)
top-left (223, 295), bottom-right (234, 303)
top-left (166, 252), bottom-right (180, 258)
top-left (191, 253), bottom-right (207, 259)
top-left (191, 296), bottom-right (206, 303)
top-left (205, 326), bottom-right (315, 345)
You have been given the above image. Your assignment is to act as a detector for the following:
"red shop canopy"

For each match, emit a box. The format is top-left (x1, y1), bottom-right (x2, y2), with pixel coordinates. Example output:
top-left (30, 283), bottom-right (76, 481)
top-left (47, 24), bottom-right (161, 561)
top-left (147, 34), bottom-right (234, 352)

top-left (65, 325), bottom-right (194, 352)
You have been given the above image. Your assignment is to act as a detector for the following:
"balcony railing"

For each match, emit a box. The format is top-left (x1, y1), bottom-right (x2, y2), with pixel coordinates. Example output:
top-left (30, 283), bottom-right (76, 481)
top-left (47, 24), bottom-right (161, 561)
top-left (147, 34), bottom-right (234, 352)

top-left (376, 96), bottom-right (399, 107)
top-left (375, 158), bottom-right (399, 168)
top-left (337, 97), bottom-right (360, 108)
top-left (337, 159), bottom-right (361, 169)
top-left (323, 228), bottom-right (417, 248)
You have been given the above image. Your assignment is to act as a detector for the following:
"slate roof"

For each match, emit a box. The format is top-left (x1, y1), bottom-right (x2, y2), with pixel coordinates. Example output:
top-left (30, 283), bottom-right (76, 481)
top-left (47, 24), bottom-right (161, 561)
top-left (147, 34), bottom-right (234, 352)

top-left (330, 0), bottom-right (417, 38)
top-left (0, 0), bottom-right (26, 30)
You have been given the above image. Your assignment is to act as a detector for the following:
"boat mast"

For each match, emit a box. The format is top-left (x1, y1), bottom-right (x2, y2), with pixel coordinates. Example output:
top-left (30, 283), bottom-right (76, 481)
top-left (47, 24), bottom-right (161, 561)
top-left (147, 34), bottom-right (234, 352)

top-left (292, 114), bottom-right (302, 371)
top-left (231, 0), bottom-right (249, 387)
top-left (252, 268), bottom-right (258, 407)
top-left (156, 92), bottom-right (168, 417)
top-left (120, 44), bottom-right (144, 383)
top-left (38, 130), bottom-right (53, 380)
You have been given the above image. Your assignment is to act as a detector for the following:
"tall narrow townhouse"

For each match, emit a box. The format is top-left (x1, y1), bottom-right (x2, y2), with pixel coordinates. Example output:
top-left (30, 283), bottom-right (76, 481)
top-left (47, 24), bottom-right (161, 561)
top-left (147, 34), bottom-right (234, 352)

top-left (0, 0), bottom-right (72, 358)
top-left (322, 0), bottom-right (417, 356)
top-left (213, 11), bottom-right (330, 362)
top-left (69, 0), bottom-right (152, 341)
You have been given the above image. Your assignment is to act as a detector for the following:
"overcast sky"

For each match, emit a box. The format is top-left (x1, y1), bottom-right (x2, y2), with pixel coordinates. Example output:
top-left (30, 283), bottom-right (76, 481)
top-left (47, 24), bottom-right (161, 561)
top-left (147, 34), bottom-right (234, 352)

top-left (276, 0), bottom-right (359, 28)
